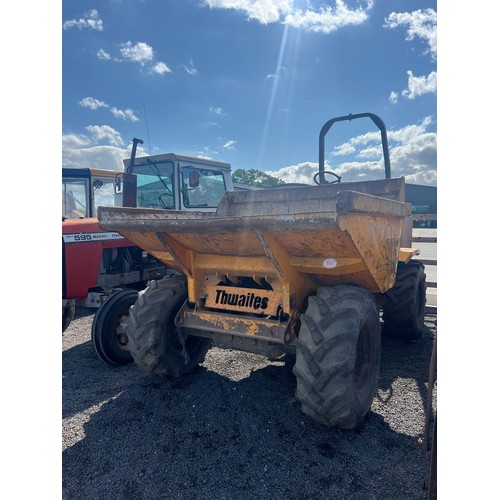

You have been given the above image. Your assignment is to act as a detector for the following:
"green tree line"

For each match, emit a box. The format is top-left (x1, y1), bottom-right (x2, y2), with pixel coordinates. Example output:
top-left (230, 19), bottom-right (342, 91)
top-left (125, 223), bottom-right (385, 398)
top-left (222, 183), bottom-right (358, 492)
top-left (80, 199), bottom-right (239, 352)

top-left (231, 169), bottom-right (285, 188)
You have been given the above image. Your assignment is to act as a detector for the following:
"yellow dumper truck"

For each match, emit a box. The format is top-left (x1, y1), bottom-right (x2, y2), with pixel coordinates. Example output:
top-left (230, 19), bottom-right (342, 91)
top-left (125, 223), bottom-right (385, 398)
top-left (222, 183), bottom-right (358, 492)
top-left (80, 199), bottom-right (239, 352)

top-left (97, 113), bottom-right (426, 429)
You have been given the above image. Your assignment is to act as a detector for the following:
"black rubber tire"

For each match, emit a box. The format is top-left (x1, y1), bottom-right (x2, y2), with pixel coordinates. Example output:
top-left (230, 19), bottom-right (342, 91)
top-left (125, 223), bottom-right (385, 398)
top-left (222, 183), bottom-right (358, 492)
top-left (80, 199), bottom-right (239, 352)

top-left (126, 276), bottom-right (211, 377)
top-left (427, 416), bottom-right (437, 500)
top-left (382, 260), bottom-right (426, 341)
top-left (91, 289), bottom-right (138, 366)
top-left (62, 303), bottom-right (75, 333)
top-left (293, 285), bottom-right (381, 429)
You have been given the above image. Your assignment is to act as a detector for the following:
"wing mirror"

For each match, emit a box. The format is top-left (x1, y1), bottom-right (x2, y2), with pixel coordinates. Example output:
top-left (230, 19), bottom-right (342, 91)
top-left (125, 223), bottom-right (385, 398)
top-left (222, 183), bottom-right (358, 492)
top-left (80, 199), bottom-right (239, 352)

top-left (114, 173), bottom-right (123, 194)
top-left (188, 170), bottom-right (200, 188)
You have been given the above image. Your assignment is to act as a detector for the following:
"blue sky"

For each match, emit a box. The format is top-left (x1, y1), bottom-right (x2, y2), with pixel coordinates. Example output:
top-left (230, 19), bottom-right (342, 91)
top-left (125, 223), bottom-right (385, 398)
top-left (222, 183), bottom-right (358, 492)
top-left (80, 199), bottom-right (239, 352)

top-left (62, 0), bottom-right (437, 185)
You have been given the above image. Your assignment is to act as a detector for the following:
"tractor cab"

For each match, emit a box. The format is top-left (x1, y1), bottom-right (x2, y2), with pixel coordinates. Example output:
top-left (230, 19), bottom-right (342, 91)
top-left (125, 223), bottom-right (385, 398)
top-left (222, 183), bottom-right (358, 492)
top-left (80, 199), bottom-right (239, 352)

top-left (62, 168), bottom-right (123, 220)
top-left (120, 152), bottom-right (233, 212)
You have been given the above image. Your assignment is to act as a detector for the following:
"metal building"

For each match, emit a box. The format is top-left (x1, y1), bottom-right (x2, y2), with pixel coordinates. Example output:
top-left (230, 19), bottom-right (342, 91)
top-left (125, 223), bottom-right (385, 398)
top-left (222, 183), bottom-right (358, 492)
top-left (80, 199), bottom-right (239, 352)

top-left (405, 183), bottom-right (437, 228)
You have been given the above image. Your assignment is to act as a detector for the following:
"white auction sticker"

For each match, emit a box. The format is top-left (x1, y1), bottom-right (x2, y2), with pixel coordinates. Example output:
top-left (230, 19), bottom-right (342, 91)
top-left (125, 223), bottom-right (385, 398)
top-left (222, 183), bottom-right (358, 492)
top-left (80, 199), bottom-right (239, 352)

top-left (323, 258), bottom-right (337, 269)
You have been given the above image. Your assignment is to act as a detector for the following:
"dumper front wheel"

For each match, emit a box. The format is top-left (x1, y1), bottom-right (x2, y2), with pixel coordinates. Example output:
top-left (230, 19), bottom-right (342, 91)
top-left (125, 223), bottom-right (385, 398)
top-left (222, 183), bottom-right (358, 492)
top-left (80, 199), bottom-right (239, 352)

top-left (293, 285), bottom-right (381, 429)
top-left (382, 260), bottom-right (426, 341)
top-left (126, 276), bottom-right (211, 377)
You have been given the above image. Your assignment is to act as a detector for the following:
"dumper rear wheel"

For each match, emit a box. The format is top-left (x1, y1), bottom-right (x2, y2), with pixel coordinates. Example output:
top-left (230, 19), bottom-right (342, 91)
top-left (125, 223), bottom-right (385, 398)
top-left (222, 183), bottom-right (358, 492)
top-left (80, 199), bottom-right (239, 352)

top-left (91, 289), bottom-right (137, 366)
top-left (293, 285), bottom-right (381, 429)
top-left (382, 260), bottom-right (426, 341)
top-left (126, 276), bottom-right (211, 377)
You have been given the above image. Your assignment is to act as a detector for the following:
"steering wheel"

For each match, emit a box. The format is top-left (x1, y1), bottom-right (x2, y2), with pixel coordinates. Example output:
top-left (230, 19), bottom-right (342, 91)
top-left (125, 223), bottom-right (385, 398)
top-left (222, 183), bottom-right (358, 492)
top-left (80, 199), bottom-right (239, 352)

top-left (158, 192), bottom-right (174, 209)
top-left (313, 171), bottom-right (341, 185)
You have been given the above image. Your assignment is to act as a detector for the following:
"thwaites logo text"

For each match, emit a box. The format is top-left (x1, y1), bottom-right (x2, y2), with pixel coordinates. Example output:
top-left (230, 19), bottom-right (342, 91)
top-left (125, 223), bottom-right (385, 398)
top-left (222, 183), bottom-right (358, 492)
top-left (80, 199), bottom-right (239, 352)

top-left (214, 289), bottom-right (269, 311)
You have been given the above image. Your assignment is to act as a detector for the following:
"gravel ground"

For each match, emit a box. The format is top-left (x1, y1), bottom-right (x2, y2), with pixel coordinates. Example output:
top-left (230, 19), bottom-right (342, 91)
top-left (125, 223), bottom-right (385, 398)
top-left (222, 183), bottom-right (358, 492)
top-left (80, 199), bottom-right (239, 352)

top-left (62, 307), bottom-right (437, 500)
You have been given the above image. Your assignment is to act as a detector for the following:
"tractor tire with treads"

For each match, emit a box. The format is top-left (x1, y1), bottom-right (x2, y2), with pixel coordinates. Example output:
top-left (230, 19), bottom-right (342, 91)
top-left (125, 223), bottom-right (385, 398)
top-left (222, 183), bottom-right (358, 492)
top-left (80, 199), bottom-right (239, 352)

top-left (62, 303), bottom-right (75, 333)
top-left (382, 260), bottom-right (426, 341)
top-left (92, 289), bottom-right (138, 366)
top-left (293, 285), bottom-right (381, 429)
top-left (125, 276), bottom-right (211, 377)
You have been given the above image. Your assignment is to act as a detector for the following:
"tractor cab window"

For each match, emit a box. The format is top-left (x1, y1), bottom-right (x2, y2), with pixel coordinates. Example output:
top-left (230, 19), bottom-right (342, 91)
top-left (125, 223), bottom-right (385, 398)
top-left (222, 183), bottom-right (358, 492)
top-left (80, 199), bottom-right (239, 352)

top-left (62, 179), bottom-right (88, 219)
top-left (92, 176), bottom-right (121, 214)
top-left (181, 167), bottom-right (226, 208)
top-left (134, 160), bottom-right (175, 209)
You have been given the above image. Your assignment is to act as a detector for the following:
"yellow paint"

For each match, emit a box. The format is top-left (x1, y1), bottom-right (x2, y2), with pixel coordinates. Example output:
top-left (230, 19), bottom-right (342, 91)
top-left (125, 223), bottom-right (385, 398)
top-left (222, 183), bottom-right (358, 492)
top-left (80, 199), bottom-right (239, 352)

top-left (99, 177), bottom-right (410, 313)
top-left (194, 311), bottom-right (270, 337)
top-left (246, 323), bottom-right (259, 337)
top-left (337, 213), bottom-right (403, 292)
top-left (398, 247), bottom-right (421, 263)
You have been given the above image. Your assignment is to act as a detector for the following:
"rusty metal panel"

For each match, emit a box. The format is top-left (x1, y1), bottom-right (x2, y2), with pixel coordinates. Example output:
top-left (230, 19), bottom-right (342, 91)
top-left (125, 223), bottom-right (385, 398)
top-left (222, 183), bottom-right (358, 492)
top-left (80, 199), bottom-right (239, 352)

top-left (337, 213), bottom-right (403, 291)
top-left (178, 308), bottom-right (289, 345)
top-left (174, 231), bottom-right (265, 256)
top-left (336, 190), bottom-right (411, 217)
top-left (272, 228), bottom-right (359, 259)
top-left (216, 178), bottom-right (406, 217)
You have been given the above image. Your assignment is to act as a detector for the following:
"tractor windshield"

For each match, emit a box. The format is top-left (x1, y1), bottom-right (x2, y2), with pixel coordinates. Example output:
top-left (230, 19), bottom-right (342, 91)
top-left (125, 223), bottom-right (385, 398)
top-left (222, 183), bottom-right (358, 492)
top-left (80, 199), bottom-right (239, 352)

top-left (62, 179), bottom-right (88, 219)
top-left (181, 167), bottom-right (227, 208)
top-left (134, 160), bottom-right (175, 209)
top-left (63, 173), bottom-right (123, 219)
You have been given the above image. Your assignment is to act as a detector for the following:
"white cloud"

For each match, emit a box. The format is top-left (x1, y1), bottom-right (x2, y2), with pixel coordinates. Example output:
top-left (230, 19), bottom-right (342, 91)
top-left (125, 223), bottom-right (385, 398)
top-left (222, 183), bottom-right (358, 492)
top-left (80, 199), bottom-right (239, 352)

top-left (345, 129), bottom-right (379, 147)
top-left (223, 140), bottom-right (237, 150)
top-left (388, 128), bottom-right (437, 184)
top-left (202, 121), bottom-right (220, 128)
top-left (78, 97), bottom-right (108, 110)
top-left (204, 0), bottom-right (292, 24)
top-left (210, 106), bottom-right (225, 115)
top-left (203, 0), bottom-right (373, 32)
top-left (384, 8), bottom-right (437, 60)
top-left (335, 160), bottom-right (383, 178)
top-left (402, 70), bottom-right (437, 99)
top-left (266, 117), bottom-right (436, 186)
top-left (196, 146), bottom-right (218, 159)
top-left (110, 107), bottom-right (140, 122)
top-left (284, 0), bottom-right (374, 34)
top-left (181, 59), bottom-right (198, 75)
top-left (266, 65), bottom-right (286, 80)
top-left (62, 133), bottom-right (142, 170)
top-left (119, 41), bottom-right (154, 64)
top-left (62, 133), bottom-right (93, 150)
top-left (388, 116), bottom-right (433, 143)
top-left (63, 9), bottom-right (104, 31)
top-left (333, 143), bottom-right (356, 156)
top-left (85, 125), bottom-right (125, 147)
top-left (99, 41), bottom-right (171, 76)
top-left (97, 49), bottom-right (111, 60)
top-left (358, 146), bottom-right (381, 159)
top-left (152, 62), bottom-right (172, 75)
top-left (63, 144), bottom-right (128, 170)
top-left (77, 98), bottom-right (140, 122)
top-left (266, 161), bottom-right (319, 185)
top-left (389, 91), bottom-right (398, 104)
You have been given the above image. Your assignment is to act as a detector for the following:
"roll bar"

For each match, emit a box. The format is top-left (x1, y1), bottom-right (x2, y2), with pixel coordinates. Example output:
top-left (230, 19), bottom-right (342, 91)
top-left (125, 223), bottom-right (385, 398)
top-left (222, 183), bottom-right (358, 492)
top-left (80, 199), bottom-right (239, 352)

top-left (317, 112), bottom-right (391, 184)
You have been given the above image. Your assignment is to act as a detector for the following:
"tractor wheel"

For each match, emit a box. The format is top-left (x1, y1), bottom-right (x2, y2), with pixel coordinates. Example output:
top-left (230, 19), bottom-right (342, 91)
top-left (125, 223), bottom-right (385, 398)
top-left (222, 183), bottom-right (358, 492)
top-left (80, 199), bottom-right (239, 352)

top-left (62, 303), bottom-right (75, 333)
top-left (126, 276), bottom-right (211, 377)
top-left (91, 289), bottom-right (138, 366)
top-left (293, 284), bottom-right (381, 429)
top-left (382, 260), bottom-right (426, 341)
